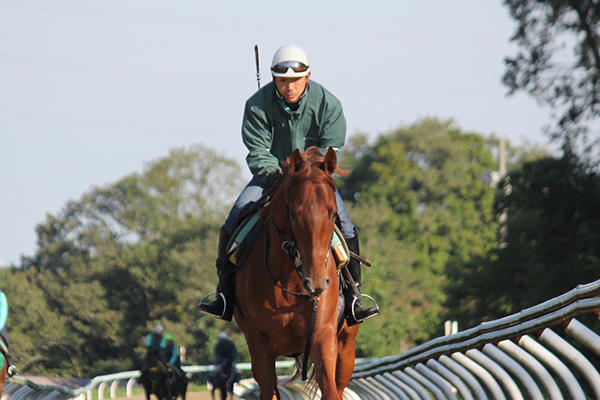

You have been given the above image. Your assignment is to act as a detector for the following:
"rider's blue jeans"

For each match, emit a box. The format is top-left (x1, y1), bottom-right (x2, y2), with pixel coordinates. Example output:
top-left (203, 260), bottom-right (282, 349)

top-left (223, 177), bottom-right (356, 239)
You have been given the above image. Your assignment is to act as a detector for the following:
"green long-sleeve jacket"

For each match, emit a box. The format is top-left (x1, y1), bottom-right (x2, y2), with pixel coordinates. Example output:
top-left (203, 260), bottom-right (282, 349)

top-left (242, 80), bottom-right (346, 186)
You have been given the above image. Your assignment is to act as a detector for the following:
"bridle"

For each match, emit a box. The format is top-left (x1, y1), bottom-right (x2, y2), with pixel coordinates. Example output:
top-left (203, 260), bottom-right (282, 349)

top-left (263, 182), bottom-right (335, 380)
top-left (265, 184), bottom-right (333, 299)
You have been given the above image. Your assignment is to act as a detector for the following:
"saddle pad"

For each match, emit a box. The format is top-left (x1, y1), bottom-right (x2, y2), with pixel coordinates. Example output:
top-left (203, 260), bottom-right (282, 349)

top-left (228, 213), bottom-right (260, 255)
top-left (228, 213), bottom-right (261, 266)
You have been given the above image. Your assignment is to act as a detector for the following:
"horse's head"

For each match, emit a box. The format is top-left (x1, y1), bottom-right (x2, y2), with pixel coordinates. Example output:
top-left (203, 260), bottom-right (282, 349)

top-left (275, 146), bottom-right (341, 297)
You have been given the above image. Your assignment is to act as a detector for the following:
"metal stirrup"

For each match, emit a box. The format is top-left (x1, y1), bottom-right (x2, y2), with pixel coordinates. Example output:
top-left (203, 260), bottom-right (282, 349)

top-left (198, 291), bottom-right (227, 319)
top-left (350, 293), bottom-right (380, 322)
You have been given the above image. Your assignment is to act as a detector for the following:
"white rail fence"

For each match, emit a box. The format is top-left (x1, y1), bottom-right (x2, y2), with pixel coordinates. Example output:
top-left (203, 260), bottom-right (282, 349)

top-left (345, 279), bottom-right (600, 400)
top-left (2, 361), bottom-right (295, 400)
top-left (4, 279), bottom-right (600, 399)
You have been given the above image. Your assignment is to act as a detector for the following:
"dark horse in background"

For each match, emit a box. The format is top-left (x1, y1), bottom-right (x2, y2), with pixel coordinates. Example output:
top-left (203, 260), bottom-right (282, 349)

top-left (140, 353), bottom-right (168, 400)
top-left (165, 366), bottom-right (188, 400)
top-left (209, 359), bottom-right (240, 400)
top-left (234, 147), bottom-right (360, 399)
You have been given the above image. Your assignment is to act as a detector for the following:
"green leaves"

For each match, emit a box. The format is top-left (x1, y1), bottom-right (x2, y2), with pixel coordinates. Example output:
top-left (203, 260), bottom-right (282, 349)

top-left (4, 145), bottom-right (244, 377)
top-left (339, 118), bottom-right (499, 351)
top-left (503, 0), bottom-right (600, 166)
top-left (448, 151), bottom-right (600, 328)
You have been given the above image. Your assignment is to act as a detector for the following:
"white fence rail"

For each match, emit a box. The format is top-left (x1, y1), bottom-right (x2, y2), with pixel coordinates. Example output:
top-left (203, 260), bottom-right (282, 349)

top-left (4, 280), bottom-right (600, 399)
top-left (344, 279), bottom-right (600, 400)
top-left (2, 361), bottom-right (296, 400)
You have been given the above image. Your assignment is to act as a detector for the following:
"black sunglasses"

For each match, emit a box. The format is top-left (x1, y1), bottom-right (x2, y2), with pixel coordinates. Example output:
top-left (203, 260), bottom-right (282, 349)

top-left (271, 61), bottom-right (309, 74)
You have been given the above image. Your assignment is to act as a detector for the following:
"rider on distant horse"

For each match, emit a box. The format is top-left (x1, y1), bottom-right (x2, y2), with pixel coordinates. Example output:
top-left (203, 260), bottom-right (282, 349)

top-left (210, 332), bottom-right (239, 399)
top-left (144, 324), bottom-right (167, 364)
top-left (213, 332), bottom-right (237, 366)
top-left (161, 333), bottom-right (186, 379)
top-left (198, 44), bottom-right (379, 325)
top-left (0, 291), bottom-right (17, 377)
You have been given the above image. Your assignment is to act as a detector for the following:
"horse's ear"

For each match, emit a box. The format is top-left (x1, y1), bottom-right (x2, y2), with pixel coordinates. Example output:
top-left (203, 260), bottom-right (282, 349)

top-left (323, 146), bottom-right (337, 176)
top-left (290, 149), bottom-right (303, 173)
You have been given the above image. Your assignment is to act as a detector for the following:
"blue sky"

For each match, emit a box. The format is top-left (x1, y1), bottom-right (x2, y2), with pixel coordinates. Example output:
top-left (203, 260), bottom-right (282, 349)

top-left (1, 1), bottom-right (554, 265)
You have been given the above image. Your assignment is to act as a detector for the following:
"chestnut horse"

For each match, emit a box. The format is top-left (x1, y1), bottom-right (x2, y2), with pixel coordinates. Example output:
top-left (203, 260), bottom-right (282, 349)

top-left (234, 147), bottom-right (359, 400)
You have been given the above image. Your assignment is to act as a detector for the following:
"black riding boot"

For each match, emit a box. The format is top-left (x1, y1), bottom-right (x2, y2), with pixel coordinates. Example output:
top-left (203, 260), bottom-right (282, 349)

top-left (344, 234), bottom-right (379, 326)
top-left (198, 228), bottom-right (236, 321)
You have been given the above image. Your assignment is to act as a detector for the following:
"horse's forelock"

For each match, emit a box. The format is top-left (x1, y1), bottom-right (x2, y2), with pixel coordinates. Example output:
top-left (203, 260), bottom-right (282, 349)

top-left (262, 148), bottom-right (343, 213)
top-left (290, 159), bottom-right (335, 190)
top-left (283, 147), bottom-right (345, 185)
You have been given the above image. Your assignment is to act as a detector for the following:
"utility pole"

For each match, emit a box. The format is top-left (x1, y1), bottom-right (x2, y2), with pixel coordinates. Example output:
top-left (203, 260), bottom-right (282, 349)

top-left (444, 320), bottom-right (458, 336)
top-left (498, 137), bottom-right (508, 248)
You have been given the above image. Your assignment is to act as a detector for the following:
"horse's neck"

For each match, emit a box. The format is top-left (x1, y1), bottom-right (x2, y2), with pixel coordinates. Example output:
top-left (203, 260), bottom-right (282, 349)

top-left (267, 185), bottom-right (288, 230)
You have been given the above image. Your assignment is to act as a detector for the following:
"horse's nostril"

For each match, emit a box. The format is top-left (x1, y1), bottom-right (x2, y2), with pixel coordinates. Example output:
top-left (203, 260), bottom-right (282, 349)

top-left (303, 278), bottom-right (312, 291)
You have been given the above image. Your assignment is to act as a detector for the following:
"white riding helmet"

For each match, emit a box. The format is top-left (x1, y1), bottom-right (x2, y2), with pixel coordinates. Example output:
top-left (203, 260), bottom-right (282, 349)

top-left (271, 44), bottom-right (310, 78)
top-left (153, 324), bottom-right (165, 335)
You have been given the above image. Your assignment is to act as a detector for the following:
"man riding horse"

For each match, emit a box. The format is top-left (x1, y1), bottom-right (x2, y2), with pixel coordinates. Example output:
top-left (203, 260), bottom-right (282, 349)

top-left (198, 44), bottom-right (379, 325)
top-left (140, 324), bottom-right (168, 380)
top-left (145, 324), bottom-right (167, 362)
top-left (161, 333), bottom-right (187, 399)
top-left (0, 291), bottom-right (17, 397)
top-left (213, 332), bottom-right (237, 367)
top-left (161, 333), bottom-right (186, 379)
top-left (139, 324), bottom-right (169, 399)
top-left (209, 332), bottom-right (239, 400)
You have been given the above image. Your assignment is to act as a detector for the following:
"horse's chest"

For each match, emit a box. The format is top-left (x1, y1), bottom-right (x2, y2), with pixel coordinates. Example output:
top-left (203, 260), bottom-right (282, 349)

top-left (248, 313), bottom-right (308, 353)
top-left (267, 312), bottom-right (306, 333)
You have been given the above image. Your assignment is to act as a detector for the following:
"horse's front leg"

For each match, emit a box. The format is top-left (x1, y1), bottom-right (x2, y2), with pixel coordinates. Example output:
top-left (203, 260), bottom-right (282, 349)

top-left (312, 327), bottom-right (341, 399)
top-left (248, 347), bottom-right (279, 400)
top-left (336, 323), bottom-right (359, 398)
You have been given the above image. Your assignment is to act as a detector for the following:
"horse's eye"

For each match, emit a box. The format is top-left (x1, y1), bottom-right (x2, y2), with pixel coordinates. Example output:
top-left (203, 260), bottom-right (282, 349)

top-left (330, 212), bottom-right (338, 223)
